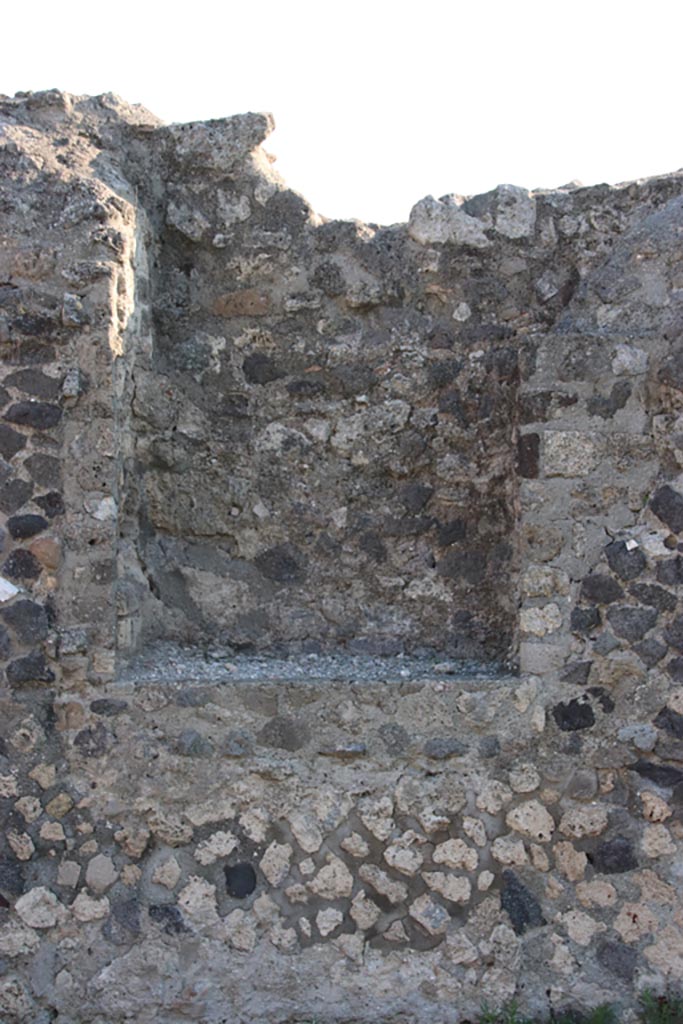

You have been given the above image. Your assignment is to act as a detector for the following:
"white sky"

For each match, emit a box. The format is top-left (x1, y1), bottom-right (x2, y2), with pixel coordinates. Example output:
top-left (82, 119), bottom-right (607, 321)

top-left (4, 0), bottom-right (682, 225)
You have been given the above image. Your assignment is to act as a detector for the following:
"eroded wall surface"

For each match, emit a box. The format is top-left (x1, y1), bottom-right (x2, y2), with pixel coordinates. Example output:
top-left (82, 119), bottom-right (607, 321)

top-left (0, 90), bottom-right (682, 1023)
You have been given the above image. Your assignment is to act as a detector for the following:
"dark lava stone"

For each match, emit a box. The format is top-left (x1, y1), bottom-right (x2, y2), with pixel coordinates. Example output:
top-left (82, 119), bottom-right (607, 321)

top-left (588, 686), bottom-right (615, 713)
top-left (657, 557), bottom-right (683, 586)
top-left (597, 939), bottom-right (638, 981)
top-left (225, 863), bottom-right (257, 899)
top-left (552, 698), bottom-right (595, 732)
top-left (7, 514), bottom-right (48, 539)
top-left (0, 856), bottom-right (25, 895)
top-left (0, 423), bottom-right (26, 461)
top-left (437, 519), bottom-right (467, 547)
top-left (629, 583), bottom-right (677, 613)
top-left (149, 904), bottom-right (189, 934)
top-left (517, 433), bottom-right (540, 478)
top-left (605, 540), bottom-right (647, 581)
top-left (580, 574), bottom-right (624, 604)
top-left (358, 532), bottom-right (387, 563)
top-left (437, 550), bottom-right (487, 584)
top-left (254, 543), bottom-right (306, 583)
top-left (222, 729), bottom-right (254, 758)
top-left (500, 870), bottom-right (545, 935)
top-left (667, 657), bottom-right (683, 682)
top-left (378, 723), bottom-right (410, 755)
top-left (0, 477), bottom-right (33, 515)
top-left (90, 698), bottom-right (129, 716)
top-left (654, 706), bottom-right (683, 739)
top-left (3, 369), bottom-right (61, 400)
top-left (607, 605), bottom-right (657, 642)
top-left (479, 735), bottom-right (501, 758)
top-left (73, 721), bottom-right (110, 757)
top-left (664, 616), bottom-right (683, 653)
top-left (23, 453), bottom-right (61, 489)
top-left (592, 836), bottom-right (638, 874)
top-left (650, 484), bottom-right (683, 534)
top-left (400, 482), bottom-right (434, 513)
top-left (103, 897), bottom-right (141, 945)
top-left (658, 347), bottom-right (683, 390)
top-left (634, 638), bottom-right (667, 668)
top-left (560, 661), bottom-right (592, 686)
top-left (0, 626), bottom-right (10, 660)
top-left (3, 549), bottom-right (42, 580)
top-left (257, 715), bottom-right (310, 752)
top-left (34, 491), bottom-right (65, 518)
top-left (570, 606), bottom-right (601, 635)
top-left (631, 760), bottom-right (683, 788)
top-left (176, 729), bottom-right (214, 757)
top-left (242, 353), bottom-right (285, 385)
top-left (423, 737), bottom-right (468, 760)
top-left (1, 600), bottom-right (49, 644)
top-left (6, 651), bottom-right (55, 685)
top-left (3, 402), bottom-right (62, 431)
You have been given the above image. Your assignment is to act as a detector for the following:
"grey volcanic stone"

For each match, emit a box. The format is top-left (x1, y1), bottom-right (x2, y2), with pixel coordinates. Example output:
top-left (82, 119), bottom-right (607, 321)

top-left (664, 616), bottom-right (683, 652)
top-left (3, 549), bottom-right (42, 580)
top-left (650, 485), bottom-right (683, 533)
top-left (500, 870), bottom-right (545, 935)
top-left (593, 836), bottom-right (638, 874)
top-left (634, 638), bottom-right (667, 667)
top-left (177, 729), bottom-right (214, 757)
top-left (6, 651), bottom-right (55, 684)
top-left (0, 478), bottom-right (33, 515)
top-left (7, 514), bottom-right (48, 539)
top-left (632, 760), bottom-right (683, 787)
top-left (423, 737), bottom-right (468, 759)
top-left (3, 402), bottom-right (62, 430)
top-left (254, 544), bottom-right (306, 583)
top-left (597, 939), bottom-right (638, 980)
top-left (90, 699), bottom-right (129, 716)
top-left (605, 540), bottom-right (647, 580)
top-left (657, 557), bottom-right (683, 585)
top-left (1, 600), bottom-right (49, 644)
top-left (629, 583), bottom-right (676, 612)
top-left (570, 606), bottom-right (601, 634)
top-left (378, 723), bottom-right (410, 755)
top-left (258, 716), bottom-right (310, 751)
top-left (580, 574), bottom-right (624, 604)
top-left (552, 699), bottom-right (595, 732)
top-left (0, 423), bottom-right (26, 460)
top-left (607, 606), bottom-right (657, 642)
top-left (654, 706), bottom-right (683, 739)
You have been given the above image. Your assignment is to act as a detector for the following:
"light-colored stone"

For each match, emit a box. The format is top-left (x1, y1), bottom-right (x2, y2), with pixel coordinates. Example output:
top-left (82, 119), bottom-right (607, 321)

top-left (494, 184), bottom-right (536, 239)
top-left (57, 860), bottom-right (81, 887)
top-left (288, 811), bottom-right (323, 853)
top-left (422, 872), bottom-right (471, 904)
top-left (40, 821), bottom-right (65, 842)
top-left (558, 804), bottom-right (609, 838)
top-left (641, 823), bottom-right (676, 858)
top-left (316, 907), bottom-right (343, 937)
top-left (85, 853), bottom-right (118, 893)
top-left (152, 857), bottom-right (182, 890)
top-left (358, 796), bottom-right (395, 841)
top-left (478, 870), bottom-right (495, 891)
top-left (408, 195), bottom-right (490, 249)
top-left (554, 841), bottom-right (587, 882)
top-left (0, 774), bottom-right (18, 798)
top-left (433, 838), bottom-right (478, 871)
top-left (45, 792), bottom-right (74, 819)
top-left (224, 909), bottom-right (256, 951)
top-left (521, 566), bottom-right (570, 599)
top-left (72, 892), bottom-right (110, 922)
top-left (543, 431), bottom-right (600, 477)
top-left (409, 893), bottom-right (450, 936)
top-left (575, 879), bottom-right (618, 908)
top-left (519, 604), bottom-right (562, 637)
top-left (340, 832), bottom-right (369, 858)
top-left (7, 831), bottom-right (34, 861)
top-left (349, 891), bottom-right (381, 930)
top-left (359, 864), bottom-right (408, 904)
top-left (14, 796), bottom-right (42, 823)
top-left (444, 931), bottom-right (479, 964)
top-left (644, 925), bottom-right (683, 975)
top-left (384, 919), bottom-right (409, 942)
top-left (114, 827), bottom-right (150, 858)
top-left (194, 830), bottom-right (238, 865)
top-left (640, 791), bottom-right (672, 823)
top-left (0, 923), bottom-right (40, 958)
top-left (15, 886), bottom-right (61, 928)
top-left (529, 844), bottom-right (550, 871)
top-left (177, 876), bottom-right (219, 927)
top-left (559, 909), bottom-right (606, 947)
top-left (491, 835), bottom-right (528, 866)
top-left (476, 781), bottom-right (513, 815)
top-left (307, 854), bottom-right (354, 899)
top-left (383, 832), bottom-right (425, 876)
top-left (0, 577), bottom-right (19, 602)
top-left (506, 800), bottom-right (555, 843)
top-left (259, 842), bottom-right (292, 886)
top-left (614, 901), bottom-right (658, 943)
top-left (462, 816), bottom-right (487, 847)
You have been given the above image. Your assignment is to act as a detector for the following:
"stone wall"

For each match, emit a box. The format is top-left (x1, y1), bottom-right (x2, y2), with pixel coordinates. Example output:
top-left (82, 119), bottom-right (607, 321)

top-left (0, 90), bottom-right (682, 1023)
